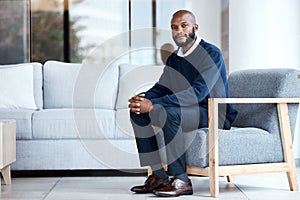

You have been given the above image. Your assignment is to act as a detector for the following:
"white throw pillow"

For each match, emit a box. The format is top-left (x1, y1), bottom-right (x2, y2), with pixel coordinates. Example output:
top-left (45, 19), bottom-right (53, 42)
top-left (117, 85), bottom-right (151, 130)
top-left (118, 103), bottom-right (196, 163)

top-left (0, 64), bottom-right (37, 109)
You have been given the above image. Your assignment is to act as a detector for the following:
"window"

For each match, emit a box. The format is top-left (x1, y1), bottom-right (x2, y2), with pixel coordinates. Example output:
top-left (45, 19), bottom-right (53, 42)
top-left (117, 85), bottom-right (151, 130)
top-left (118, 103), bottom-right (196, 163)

top-left (0, 0), bottom-right (30, 64)
top-left (0, 0), bottom-right (224, 66)
top-left (31, 0), bottom-right (64, 63)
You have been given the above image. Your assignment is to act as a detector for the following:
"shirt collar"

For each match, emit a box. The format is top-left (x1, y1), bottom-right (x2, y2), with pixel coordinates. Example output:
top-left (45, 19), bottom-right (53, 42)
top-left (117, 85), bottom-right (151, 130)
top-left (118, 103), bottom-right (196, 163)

top-left (177, 35), bottom-right (201, 57)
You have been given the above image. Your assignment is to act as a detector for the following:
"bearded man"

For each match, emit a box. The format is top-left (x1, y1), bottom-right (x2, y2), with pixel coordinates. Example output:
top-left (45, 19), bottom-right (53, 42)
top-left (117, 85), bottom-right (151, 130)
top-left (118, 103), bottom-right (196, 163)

top-left (128, 10), bottom-right (237, 197)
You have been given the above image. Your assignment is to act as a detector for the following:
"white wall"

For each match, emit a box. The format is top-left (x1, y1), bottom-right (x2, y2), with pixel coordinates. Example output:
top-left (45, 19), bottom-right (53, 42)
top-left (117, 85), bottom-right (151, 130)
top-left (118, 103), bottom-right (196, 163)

top-left (229, 0), bottom-right (300, 159)
top-left (191, 0), bottom-right (221, 48)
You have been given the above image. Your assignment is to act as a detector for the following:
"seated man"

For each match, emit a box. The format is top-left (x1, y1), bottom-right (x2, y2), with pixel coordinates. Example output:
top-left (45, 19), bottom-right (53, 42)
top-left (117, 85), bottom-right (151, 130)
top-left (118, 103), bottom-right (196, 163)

top-left (128, 10), bottom-right (237, 197)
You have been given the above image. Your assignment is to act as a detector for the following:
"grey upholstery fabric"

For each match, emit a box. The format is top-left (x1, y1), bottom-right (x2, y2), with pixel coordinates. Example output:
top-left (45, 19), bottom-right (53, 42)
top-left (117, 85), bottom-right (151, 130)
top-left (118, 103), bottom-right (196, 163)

top-left (185, 127), bottom-right (283, 167)
top-left (229, 68), bottom-right (300, 138)
top-left (182, 68), bottom-right (300, 168)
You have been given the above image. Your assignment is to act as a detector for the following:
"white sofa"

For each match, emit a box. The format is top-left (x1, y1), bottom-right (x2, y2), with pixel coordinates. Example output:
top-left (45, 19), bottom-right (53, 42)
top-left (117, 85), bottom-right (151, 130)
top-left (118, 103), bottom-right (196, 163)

top-left (0, 60), bottom-right (163, 170)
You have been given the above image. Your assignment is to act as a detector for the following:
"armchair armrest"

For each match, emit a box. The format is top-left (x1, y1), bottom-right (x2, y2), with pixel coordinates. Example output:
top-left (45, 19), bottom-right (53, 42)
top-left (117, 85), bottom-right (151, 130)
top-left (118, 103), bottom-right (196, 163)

top-left (207, 98), bottom-right (300, 159)
top-left (210, 97), bottom-right (300, 104)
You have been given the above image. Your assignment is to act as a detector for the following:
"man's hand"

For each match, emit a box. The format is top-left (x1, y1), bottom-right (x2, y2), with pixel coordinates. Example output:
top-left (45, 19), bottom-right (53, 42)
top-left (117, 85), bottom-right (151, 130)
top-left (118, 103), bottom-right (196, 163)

top-left (128, 93), bottom-right (153, 114)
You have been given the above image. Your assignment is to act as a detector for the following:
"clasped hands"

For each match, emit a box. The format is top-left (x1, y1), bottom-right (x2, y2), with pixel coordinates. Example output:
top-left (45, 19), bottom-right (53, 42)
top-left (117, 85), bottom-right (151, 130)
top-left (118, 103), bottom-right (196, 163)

top-left (128, 93), bottom-right (153, 114)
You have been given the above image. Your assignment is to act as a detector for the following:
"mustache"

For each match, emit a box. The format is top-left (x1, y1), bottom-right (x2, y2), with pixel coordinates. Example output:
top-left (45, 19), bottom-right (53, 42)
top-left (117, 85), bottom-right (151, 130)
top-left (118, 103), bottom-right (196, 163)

top-left (174, 34), bottom-right (189, 39)
top-left (174, 29), bottom-right (196, 40)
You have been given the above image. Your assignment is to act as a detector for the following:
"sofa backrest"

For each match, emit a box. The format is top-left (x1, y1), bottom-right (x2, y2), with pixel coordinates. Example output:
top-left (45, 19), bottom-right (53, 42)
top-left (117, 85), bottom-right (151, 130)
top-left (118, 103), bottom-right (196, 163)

top-left (0, 62), bottom-right (43, 110)
top-left (115, 63), bottom-right (165, 109)
top-left (43, 60), bottom-right (119, 109)
top-left (229, 68), bottom-right (300, 138)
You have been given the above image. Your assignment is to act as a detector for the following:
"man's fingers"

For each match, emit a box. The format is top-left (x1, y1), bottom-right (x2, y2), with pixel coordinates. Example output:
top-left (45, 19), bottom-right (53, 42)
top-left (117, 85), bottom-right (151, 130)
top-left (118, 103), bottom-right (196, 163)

top-left (129, 107), bottom-right (141, 114)
top-left (128, 95), bottom-right (144, 103)
top-left (128, 94), bottom-right (146, 112)
top-left (133, 93), bottom-right (145, 101)
top-left (129, 102), bottom-right (140, 108)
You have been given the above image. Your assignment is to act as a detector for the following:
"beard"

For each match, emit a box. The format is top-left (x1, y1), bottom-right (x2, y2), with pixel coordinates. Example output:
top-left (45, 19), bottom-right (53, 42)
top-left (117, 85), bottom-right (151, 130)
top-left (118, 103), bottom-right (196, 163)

top-left (173, 28), bottom-right (196, 47)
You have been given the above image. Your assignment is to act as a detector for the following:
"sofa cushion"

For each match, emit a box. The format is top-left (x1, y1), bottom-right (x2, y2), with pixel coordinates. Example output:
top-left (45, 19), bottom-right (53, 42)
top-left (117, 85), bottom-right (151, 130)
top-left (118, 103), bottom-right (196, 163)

top-left (32, 109), bottom-right (115, 139)
top-left (0, 63), bottom-right (43, 110)
top-left (43, 61), bottom-right (81, 109)
top-left (43, 61), bottom-right (119, 109)
top-left (184, 127), bottom-right (284, 167)
top-left (0, 109), bottom-right (34, 139)
top-left (115, 64), bottom-right (164, 109)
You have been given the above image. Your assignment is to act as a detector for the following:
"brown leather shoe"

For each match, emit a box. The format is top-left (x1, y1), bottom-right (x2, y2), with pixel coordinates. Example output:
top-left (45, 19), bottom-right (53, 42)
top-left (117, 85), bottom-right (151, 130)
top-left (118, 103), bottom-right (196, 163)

top-left (131, 174), bottom-right (169, 194)
top-left (153, 178), bottom-right (193, 197)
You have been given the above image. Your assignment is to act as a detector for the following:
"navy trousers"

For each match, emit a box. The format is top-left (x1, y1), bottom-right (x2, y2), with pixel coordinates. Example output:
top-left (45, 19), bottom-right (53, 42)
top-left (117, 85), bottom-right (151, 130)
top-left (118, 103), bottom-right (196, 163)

top-left (130, 105), bottom-right (208, 176)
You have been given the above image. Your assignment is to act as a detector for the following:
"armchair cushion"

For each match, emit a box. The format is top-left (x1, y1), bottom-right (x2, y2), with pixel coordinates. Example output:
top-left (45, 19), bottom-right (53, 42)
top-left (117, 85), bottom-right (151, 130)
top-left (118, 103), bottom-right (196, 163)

top-left (185, 127), bottom-right (283, 167)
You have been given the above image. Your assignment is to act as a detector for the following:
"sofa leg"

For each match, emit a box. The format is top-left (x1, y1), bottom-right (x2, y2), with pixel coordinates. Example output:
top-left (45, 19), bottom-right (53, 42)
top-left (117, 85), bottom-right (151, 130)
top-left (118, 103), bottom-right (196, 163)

top-left (226, 176), bottom-right (233, 183)
top-left (1, 165), bottom-right (12, 185)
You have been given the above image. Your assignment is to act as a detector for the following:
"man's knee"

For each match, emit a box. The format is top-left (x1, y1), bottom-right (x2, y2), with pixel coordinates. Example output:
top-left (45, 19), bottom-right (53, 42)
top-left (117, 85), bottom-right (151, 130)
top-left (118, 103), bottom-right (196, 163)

top-left (130, 111), bottom-right (151, 127)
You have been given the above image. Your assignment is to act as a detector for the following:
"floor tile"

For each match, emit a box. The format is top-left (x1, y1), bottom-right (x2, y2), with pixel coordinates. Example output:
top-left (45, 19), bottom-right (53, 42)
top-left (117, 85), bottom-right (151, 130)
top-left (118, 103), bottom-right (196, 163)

top-left (233, 172), bottom-right (300, 200)
top-left (0, 177), bottom-right (60, 200)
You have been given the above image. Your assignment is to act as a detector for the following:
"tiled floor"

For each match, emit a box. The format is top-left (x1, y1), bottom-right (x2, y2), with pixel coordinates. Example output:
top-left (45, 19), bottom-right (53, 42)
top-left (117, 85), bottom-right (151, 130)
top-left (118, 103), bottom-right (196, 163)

top-left (1, 168), bottom-right (300, 200)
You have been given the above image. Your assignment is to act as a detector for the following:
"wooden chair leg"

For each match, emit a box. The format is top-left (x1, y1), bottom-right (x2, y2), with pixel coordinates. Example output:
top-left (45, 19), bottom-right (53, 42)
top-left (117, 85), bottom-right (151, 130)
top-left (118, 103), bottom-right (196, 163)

top-left (286, 171), bottom-right (298, 191)
top-left (147, 167), bottom-right (152, 176)
top-left (226, 176), bottom-right (233, 183)
top-left (208, 98), bottom-right (219, 197)
top-left (210, 171), bottom-right (219, 197)
top-left (277, 103), bottom-right (299, 191)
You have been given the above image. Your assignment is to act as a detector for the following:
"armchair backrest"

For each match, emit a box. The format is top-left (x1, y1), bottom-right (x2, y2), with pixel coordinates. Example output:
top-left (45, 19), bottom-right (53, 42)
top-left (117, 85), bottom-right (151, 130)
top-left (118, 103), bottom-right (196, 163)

top-left (228, 68), bottom-right (300, 138)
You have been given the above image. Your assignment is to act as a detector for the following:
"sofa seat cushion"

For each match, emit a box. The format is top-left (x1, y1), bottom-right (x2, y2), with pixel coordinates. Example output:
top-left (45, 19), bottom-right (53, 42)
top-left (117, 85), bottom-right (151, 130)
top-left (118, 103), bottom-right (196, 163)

top-left (184, 127), bottom-right (284, 167)
top-left (0, 109), bottom-right (34, 139)
top-left (32, 109), bottom-right (115, 139)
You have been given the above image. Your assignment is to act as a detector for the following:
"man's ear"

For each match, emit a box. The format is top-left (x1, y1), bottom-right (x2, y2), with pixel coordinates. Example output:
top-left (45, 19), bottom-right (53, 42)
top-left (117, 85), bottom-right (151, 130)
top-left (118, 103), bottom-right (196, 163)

top-left (194, 24), bottom-right (199, 31)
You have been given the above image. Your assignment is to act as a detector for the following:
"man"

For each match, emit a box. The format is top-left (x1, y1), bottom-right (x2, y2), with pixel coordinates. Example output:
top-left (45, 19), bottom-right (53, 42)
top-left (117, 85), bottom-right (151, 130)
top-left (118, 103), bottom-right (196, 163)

top-left (128, 10), bottom-right (237, 197)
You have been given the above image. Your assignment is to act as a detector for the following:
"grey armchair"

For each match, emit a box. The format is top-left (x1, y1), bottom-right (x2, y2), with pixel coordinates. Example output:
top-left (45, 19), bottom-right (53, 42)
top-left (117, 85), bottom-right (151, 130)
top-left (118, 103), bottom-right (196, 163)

top-left (184, 68), bottom-right (300, 197)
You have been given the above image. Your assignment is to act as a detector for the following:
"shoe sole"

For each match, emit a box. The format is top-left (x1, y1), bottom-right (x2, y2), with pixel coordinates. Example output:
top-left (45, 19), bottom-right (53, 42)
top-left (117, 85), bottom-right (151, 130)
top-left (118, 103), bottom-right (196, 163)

top-left (131, 182), bottom-right (169, 194)
top-left (153, 190), bottom-right (193, 197)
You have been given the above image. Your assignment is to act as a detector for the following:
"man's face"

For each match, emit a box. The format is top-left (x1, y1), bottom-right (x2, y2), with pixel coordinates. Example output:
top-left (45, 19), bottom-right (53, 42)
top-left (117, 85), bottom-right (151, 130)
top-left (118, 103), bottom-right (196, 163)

top-left (171, 13), bottom-right (197, 47)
